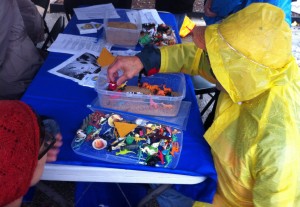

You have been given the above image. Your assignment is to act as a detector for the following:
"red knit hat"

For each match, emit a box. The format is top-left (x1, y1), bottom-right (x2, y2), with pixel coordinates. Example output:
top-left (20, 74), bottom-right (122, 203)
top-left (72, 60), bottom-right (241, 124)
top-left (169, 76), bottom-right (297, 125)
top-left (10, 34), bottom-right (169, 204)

top-left (0, 100), bottom-right (40, 206)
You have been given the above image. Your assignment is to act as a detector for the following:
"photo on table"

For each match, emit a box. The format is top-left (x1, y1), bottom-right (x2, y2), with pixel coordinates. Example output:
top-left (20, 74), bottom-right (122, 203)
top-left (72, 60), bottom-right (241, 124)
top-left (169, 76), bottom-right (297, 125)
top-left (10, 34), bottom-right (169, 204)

top-left (48, 50), bottom-right (101, 84)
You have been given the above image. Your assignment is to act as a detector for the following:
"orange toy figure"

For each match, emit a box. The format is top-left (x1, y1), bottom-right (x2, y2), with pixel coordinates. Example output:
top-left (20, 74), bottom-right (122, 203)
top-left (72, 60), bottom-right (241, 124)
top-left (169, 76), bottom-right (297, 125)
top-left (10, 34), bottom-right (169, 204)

top-left (163, 84), bottom-right (172, 95)
top-left (156, 90), bottom-right (166, 96)
top-left (142, 82), bottom-right (160, 94)
top-left (170, 142), bottom-right (180, 156)
top-left (161, 103), bottom-right (173, 109)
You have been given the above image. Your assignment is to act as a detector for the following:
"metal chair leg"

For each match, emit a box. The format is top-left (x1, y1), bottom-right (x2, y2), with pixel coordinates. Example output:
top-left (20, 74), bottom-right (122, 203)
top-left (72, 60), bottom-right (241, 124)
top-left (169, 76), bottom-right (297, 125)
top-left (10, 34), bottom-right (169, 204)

top-left (137, 184), bottom-right (173, 207)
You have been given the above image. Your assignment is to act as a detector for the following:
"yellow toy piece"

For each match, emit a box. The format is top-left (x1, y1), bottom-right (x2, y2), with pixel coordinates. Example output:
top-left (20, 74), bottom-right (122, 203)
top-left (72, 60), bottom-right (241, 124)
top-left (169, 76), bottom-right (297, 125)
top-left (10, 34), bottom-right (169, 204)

top-left (179, 15), bottom-right (196, 38)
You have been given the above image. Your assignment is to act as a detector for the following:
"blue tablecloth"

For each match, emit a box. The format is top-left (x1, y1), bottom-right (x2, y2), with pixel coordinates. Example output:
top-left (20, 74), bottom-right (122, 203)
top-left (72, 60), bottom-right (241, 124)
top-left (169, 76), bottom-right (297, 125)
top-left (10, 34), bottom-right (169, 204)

top-left (21, 10), bottom-right (217, 203)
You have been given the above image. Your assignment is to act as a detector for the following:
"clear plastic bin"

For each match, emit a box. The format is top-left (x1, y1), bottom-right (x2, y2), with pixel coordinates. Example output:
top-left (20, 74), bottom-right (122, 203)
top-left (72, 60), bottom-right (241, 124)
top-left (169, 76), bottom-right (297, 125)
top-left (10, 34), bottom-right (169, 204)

top-left (104, 9), bottom-right (142, 48)
top-left (95, 73), bottom-right (186, 117)
top-left (71, 108), bottom-right (183, 168)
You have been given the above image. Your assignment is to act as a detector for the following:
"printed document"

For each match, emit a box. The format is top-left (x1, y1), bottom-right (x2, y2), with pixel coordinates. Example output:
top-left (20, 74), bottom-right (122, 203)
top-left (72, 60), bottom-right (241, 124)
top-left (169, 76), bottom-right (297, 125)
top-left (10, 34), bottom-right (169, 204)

top-left (73, 3), bottom-right (120, 20)
top-left (47, 34), bottom-right (111, 54)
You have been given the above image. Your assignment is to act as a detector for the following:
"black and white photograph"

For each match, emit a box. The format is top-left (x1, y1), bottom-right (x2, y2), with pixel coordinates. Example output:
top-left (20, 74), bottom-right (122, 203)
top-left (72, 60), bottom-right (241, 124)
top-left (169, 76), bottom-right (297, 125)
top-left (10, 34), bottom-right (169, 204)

top-left (48, 50), bottom-right (101, 83)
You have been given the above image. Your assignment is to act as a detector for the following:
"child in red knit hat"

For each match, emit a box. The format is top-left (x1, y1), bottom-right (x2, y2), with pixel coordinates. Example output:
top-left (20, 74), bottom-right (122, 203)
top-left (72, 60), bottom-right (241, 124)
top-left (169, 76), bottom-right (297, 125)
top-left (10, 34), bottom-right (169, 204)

top-left (0, 100), bottom-right (63, 207)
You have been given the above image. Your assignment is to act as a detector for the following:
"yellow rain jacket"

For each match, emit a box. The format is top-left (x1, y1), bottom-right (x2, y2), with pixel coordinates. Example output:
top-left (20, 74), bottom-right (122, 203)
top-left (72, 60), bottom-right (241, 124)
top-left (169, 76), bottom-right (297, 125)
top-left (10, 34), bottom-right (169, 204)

top-left (159, 3), bottom-right (300, 206)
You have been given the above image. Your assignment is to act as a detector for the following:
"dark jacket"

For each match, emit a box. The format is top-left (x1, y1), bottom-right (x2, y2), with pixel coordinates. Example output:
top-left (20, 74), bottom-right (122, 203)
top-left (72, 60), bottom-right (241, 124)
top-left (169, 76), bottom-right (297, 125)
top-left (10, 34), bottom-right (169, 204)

top-left (155, 0), bottom-right (195, 14)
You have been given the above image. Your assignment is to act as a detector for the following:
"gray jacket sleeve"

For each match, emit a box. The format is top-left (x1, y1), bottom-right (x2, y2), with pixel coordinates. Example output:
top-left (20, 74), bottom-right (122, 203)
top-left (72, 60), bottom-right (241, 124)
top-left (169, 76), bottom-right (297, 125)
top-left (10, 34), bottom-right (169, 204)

top-left (0, 1), bottom-right (13, 67)
top-left (16, 0), bottom-right (45, 44)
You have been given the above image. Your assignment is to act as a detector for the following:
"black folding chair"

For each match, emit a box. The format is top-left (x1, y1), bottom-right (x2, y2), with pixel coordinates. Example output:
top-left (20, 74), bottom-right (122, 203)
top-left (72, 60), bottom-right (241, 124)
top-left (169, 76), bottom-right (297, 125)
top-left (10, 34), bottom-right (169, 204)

top-left (192, 75), bottom-right (220, 130)
top-left (32, 0), bottom-right (51, 35)
top-left (41, 16), bottom-right (65, 51)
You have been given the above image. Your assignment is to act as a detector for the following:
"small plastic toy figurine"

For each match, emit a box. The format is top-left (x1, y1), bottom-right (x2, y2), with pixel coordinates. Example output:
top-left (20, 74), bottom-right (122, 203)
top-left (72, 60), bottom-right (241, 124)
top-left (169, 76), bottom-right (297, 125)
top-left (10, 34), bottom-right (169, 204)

top-left (73, 110), bottom-right (182, 168)
top-left (108, 81), bottom-right (117, 91)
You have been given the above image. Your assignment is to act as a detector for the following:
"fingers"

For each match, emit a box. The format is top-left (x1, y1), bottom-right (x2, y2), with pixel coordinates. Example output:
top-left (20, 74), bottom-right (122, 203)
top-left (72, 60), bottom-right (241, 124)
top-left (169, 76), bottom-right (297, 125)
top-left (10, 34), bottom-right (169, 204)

top-left (54, 132), bottom-right (63, 148)
top-left (107, 57), bottom-right (122, 82)
top-left (205, 9), bottom-right (217, 17)
top-left (192, 26), bottom-right (206, 49)
top-left (107, 56), bottom-right (144, 85)
top-left (46, 148), bottom-right (61, 162)
top-left (46, 132), bottom-right (63, 162)
top-left (204, 0), bottom-right (217, 17)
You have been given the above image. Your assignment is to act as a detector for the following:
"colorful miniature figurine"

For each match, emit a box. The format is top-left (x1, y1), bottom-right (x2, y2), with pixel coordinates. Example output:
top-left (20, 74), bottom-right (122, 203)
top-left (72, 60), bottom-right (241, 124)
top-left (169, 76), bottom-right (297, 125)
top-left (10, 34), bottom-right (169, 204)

top-left (116, 81), bottom-right (127, 91)
top-left (116, 148), bottom-right (135, 155)
top-left (170, 142), bottom-right (180, 156)
top-left (108, 81), bottom-right (117, 91)
top-left (73, 110), bottom-right (182, 168)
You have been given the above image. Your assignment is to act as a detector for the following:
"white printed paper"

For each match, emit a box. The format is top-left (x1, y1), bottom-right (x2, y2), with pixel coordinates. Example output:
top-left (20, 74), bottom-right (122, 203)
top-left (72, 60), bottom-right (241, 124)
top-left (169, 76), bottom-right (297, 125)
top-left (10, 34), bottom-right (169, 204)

top-left (127, 9), bottom-right (164, 25)
top-left (74, 3), bottom-right (120, 20)
top-left (47, 34), bottom-right (111, 54)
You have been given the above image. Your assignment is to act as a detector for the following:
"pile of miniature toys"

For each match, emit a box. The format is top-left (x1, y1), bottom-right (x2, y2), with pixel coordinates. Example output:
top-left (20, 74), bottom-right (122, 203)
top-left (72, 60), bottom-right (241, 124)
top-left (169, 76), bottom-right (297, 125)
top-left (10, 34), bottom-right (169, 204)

top-left (139, 23), bottom-right (177, 47)
top-left (107, 81), bottom-right (175, 97)
top-left (72, 111), bottom-right (182, 168)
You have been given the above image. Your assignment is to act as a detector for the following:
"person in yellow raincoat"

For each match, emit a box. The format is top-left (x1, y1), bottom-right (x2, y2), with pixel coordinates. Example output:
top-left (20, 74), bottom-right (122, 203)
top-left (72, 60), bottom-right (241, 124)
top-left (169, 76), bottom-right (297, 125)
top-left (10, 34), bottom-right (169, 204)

top-left (107, 3), bottom-right (300, 206)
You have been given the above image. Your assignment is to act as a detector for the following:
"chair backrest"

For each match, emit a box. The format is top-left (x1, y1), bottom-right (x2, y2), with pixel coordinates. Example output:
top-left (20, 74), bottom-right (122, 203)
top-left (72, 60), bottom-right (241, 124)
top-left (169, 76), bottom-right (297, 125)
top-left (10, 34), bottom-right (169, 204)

top-left (192, 75), bottom-right (219, 130)
top-left (63, 0), bottom-right (132, 21)
top-left (41, 16), bottom-right (65, 50)
top-left (192, 75), bottom-right (216, 91)
top-left (32, 0), bottom-right (50, 19)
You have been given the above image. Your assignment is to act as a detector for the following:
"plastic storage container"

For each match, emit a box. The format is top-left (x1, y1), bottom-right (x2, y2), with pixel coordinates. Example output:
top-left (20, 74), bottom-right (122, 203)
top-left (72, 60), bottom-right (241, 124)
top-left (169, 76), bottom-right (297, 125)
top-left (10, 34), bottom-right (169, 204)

top-left (71, 108), bottom-right (183, 168)
top-left (95, 73), bottom-right (186, 117)
top-left (104, 9), bottom-right (142, 48)
top-left (88, 99), bottom-right (191, 130)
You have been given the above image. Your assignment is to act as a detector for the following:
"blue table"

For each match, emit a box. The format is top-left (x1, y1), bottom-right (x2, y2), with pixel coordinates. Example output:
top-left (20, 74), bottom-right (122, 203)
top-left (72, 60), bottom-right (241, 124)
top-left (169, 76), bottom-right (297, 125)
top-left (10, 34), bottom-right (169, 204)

top-left (21, 10), bottom-right (217, 203)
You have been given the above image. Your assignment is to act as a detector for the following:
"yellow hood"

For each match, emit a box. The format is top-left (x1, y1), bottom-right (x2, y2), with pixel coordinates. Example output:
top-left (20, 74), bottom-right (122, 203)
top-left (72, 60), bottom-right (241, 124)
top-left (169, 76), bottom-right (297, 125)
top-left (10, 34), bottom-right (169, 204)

top-left (205, 3), bottom-right (297, 103)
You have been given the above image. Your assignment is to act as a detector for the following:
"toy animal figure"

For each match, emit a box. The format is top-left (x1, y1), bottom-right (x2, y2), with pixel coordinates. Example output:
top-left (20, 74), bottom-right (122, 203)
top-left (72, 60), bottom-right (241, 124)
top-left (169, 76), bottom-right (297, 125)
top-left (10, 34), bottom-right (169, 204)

top-left (74, 129), bottom-right (87, 144)
top-left (163, 84), bottom-right (172, 96)
top-left (89, 111), bottom-right (106, 128)
top-left (87, 126), bottom-right (102, 141)
top-left (149, 98), bottom-right (159, 109)
top-left (116, 81), bottom-right (127, 91)
top-left (146, 154), bottom-right (161, 166)
top-left (125, 134), bottom-right (135, 144)
top-left (108, 81), bottom-right (117, 91)
top-left (156, 90), bottom-right (165, 96)
top-left (134, 134), bottom-right (146, 142)
top-left (142, 82), bottom-right (160, 94)
top-left (164, 154), bottom-right (173, 167)
top-left (157, 150), bottom-right (164, 164)
top-left (161, 103), bottom-right (173, 109)
top-left (141, 142), bottom-right (159, 155)
top-left (76, 129), bottom-right (87, 140)
top-left (137, 146), bottom-right (144, 163)
top-left (172, 134), bottom-right (178, 142)
top-left (147, 130), bottom-right (172, 144)
top-left (116, 148), bottom-right (135, 155)
top-left (170, 142), bottom-right (180, 156)
top-left (111, 139), bottom-right (126, 151)
top-left (122, 144), bottom-right (140, 150)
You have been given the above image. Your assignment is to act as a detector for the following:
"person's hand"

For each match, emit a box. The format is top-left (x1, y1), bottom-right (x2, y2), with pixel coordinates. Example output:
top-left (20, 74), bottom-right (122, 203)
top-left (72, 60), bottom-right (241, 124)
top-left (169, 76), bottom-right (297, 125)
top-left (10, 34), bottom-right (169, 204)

top-left (204, 0), bottom-right (217, 17)
top-left (192, 26), bottom-right (206, 50)
top-left (46, 132), bottom-right (63, 162)
top-left (107, 56), bottom-right (144, 86)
